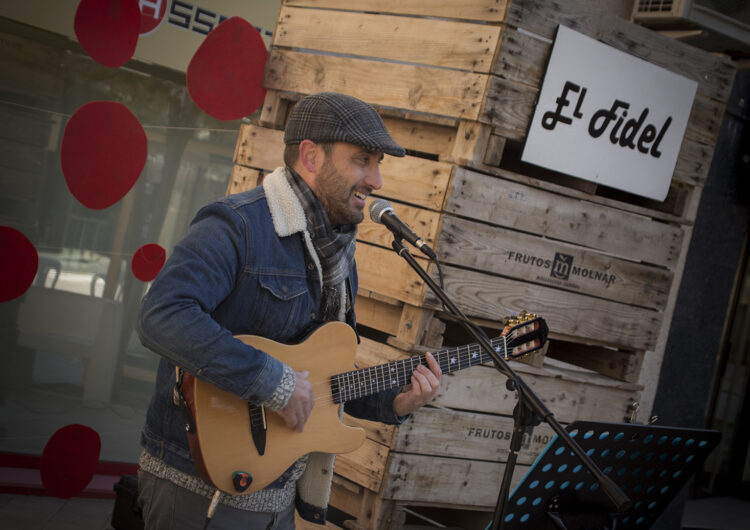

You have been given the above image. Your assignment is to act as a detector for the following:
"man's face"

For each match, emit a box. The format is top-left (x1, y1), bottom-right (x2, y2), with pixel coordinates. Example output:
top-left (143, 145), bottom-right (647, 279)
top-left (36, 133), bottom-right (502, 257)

top-left (312, 142), bottom-right (384, 225)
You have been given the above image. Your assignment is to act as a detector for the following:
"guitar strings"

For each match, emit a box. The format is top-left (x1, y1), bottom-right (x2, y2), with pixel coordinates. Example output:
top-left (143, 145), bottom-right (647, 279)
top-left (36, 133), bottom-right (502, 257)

top-left (260, 330), bottom-right (536, 407)
top-left (295, 342), bottom-right (507, 407)
top-left (248, 344), bottom-right (510, 426)
top-left (247, 328), bottom-right (541, 425)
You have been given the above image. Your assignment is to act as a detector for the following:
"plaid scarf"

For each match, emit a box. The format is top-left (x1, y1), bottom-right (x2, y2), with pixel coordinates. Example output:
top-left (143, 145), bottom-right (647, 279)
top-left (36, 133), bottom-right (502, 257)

top-left (285, 168), bottom-right (356, 321)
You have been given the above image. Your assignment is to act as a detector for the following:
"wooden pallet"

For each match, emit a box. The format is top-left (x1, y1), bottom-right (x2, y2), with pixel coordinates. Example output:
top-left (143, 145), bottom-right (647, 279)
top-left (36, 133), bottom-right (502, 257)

top-left (228, 0), bottom-right (737, 527)
top-left (332, 335), bottom-right (641, 528)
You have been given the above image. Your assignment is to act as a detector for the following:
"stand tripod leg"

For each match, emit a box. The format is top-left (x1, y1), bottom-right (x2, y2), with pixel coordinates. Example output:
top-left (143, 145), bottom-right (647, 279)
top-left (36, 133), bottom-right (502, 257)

top-left (492, 392), bottom-right (540, 530)
top-left (547, 512), bottom-right (568, 530)
top-left (492, 423), bottom-right (527, 529)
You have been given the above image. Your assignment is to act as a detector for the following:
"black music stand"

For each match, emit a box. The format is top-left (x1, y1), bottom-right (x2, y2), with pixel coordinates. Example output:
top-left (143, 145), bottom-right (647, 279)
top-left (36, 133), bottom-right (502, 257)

top-left (500, 421), bottom-right (721, 530)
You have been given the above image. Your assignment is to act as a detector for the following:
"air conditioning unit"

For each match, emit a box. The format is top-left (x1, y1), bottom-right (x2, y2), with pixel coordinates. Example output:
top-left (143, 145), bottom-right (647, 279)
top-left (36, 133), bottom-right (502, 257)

top-left (632, 0), bottom-right (750, 55)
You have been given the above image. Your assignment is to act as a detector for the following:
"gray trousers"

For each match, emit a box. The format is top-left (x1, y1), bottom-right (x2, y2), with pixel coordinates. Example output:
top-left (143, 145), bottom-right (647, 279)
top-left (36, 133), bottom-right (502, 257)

top-left (137, 471), bottom-right (296, 530)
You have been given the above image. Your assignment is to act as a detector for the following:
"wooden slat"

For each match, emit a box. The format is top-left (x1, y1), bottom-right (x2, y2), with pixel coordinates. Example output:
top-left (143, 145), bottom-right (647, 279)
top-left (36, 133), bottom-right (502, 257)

top-left (468, 160), bottom-right (695, 225)
top-left (355, 297), bottom-right (441, 350)
top-left (447, 167), bottom-right (684, 269)
top-left (381, 116), bottom-right (457, 159)
top-left (226, 165), bottom-right (262, 195)
top-left (394, 304), bottom-right (441, 350)
top-left (438, 215), bottom-right (673, 310)
top-left (274, 6), bottom-right (502, 73)
top-left (259, 90), bottom-right (291, 129)
top-left (394, 407), bottom-right (555, 464)
top-left (330, 475), bottom-right (365, 518)
top-left (481, 76), bottom-right (535, 141)
top-left (384, 453), bottom-right (529, 507)
top-left (355, 295), bottom-right (404, 337)
top-left (379, 157), bottom-right (454, 211)
top-left (233, 124), bottom-right (284, 169)
top-left (687, 93), bottom-right (727, 146)
top-left (493, 27), bottom-right (550, 87)
top-left (673, 138), bottom-right (714, 186)
top-left (343, 415), bottom-right (397, 448)
top-left (547, 341), bottom-right (645, 383)
top-left (264, 49), bottom-right (488, 121)
top-left (426, 264), bottom-right (662, 350)
top-left (234, 124), bottom-right (454, 211)
top-left (334, 436), bottom-right (390, 492)
top-left (506, 0), bottom-right (735, 104)
top-left (482, 133), bottom-right (507, 166)
top-left (355, 244), bottom-right (429, 307)
top-left (435, 363), bottom-right (639, 424)
top-left (450, 120), bottom-right (493, 165)
top-left (284, 0), bottom-right (510, 22)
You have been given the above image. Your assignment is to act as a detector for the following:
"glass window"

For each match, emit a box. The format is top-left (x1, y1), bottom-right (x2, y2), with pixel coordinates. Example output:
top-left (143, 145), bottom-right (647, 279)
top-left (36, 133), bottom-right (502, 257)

top-left (0, 18), bottom-right (243, 463)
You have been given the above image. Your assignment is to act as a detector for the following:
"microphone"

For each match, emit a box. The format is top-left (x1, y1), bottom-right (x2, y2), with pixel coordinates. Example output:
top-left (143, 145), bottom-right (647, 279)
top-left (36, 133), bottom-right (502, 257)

top-left (369, 199), bottom-right (437, 259)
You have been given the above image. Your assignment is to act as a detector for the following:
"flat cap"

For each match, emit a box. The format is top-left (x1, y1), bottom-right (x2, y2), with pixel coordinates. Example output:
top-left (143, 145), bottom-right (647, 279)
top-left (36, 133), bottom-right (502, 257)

top-left (284, 92), bottom-right (405, 157)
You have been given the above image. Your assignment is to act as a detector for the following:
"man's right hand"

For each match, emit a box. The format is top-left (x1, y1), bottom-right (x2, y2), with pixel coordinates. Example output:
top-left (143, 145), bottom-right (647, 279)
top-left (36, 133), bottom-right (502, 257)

top-left (275, 370), bottom-right (314, 432)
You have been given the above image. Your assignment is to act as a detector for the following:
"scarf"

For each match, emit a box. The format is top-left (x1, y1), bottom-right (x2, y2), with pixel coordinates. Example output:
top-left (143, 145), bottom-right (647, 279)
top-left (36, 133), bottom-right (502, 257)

top-left (285, 167), bottom-right (356, 321)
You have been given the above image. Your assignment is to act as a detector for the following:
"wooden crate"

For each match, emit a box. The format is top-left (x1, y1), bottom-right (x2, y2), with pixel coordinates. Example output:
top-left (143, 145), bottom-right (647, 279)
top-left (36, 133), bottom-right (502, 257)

top-left (331, 336), bottom-right (641, 527)
top-left (229, 0), bottom-right (737, 527)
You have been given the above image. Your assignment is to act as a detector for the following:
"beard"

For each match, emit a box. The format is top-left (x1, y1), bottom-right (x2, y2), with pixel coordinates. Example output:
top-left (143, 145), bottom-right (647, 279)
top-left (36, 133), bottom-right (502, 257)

top-left (315, 157), bottom-right (363, 226)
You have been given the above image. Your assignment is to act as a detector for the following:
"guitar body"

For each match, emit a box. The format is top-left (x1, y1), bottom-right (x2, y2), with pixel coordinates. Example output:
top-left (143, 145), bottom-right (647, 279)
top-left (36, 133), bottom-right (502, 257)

top-left (187, 321), bottom-right (366, 495)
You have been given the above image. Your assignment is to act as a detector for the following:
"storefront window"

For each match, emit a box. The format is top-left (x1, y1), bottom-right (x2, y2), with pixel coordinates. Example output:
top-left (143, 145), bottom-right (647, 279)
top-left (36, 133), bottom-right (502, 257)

top-left (0, 19), bottom-right (242, 463)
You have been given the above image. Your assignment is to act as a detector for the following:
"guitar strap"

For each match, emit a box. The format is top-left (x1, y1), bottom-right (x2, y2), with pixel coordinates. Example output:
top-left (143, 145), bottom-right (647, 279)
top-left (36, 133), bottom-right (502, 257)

top-left (173, 367), bottom-right (195, 434)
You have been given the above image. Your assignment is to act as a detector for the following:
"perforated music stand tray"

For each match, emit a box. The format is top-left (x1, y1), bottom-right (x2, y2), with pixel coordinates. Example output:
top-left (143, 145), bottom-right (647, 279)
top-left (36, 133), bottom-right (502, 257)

top-left (501, 421), bottom-right (721, 530)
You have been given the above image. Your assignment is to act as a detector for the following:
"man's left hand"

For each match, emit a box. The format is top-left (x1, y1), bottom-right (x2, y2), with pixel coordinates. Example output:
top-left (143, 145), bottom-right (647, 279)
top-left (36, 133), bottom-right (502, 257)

top-left (392, 352), bottom-right (442, 417)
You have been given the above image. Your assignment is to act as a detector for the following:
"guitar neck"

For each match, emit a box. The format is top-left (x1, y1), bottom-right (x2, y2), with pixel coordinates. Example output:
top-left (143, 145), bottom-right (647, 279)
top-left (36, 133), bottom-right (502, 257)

top-left (331, 337), bottom-right (507, 404)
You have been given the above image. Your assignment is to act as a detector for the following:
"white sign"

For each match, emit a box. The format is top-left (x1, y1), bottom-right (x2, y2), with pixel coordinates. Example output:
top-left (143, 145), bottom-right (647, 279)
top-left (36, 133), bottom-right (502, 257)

top-left (521, 25), bottom-right (698, 202)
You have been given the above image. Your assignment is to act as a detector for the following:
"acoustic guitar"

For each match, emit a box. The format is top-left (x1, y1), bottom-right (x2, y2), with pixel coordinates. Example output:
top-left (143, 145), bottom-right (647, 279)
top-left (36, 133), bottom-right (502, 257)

top-left (179, 311), bottom-right (548, 495)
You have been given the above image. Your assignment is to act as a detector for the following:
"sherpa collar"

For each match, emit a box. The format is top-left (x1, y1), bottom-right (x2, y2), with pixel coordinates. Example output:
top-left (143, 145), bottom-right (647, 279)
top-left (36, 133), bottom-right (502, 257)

top-left (263, 166), bottom-right (308, 237)
top-left (262, 167), bottom-right (323, 290)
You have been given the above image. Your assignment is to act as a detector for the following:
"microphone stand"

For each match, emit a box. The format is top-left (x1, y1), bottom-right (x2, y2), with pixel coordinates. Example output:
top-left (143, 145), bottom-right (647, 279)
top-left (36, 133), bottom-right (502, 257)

top-left (388, 239), bottom-right (632, 529)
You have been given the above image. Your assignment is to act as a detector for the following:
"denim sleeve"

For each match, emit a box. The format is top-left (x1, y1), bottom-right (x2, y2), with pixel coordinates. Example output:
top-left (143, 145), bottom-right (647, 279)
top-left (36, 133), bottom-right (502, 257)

top-left (343, 387), bottom-right (408, 425)
top-left (136, 201), bottom-right (284, 404)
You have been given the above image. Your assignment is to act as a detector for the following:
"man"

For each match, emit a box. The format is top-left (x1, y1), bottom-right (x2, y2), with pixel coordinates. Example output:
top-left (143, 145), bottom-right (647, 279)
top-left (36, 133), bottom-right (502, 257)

top-left (136, 92), bottom-right (442, 529)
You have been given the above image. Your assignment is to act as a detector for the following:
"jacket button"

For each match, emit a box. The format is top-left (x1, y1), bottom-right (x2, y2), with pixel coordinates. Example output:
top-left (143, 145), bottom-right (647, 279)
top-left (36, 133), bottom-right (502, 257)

top-left (307, 262), bottom-right (314, 270)
top-left (310, 312), bottom-right (316, 320)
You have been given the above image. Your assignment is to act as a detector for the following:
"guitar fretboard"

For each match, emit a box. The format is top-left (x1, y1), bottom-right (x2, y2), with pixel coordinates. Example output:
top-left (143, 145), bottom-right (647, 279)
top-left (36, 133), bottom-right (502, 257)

top-left (330, 337), bottom-right (508, 404)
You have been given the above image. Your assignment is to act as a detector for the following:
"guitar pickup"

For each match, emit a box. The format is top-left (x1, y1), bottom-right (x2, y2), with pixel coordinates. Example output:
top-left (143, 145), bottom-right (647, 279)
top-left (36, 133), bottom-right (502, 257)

top-left (248, 404), bottom-right (267, 456)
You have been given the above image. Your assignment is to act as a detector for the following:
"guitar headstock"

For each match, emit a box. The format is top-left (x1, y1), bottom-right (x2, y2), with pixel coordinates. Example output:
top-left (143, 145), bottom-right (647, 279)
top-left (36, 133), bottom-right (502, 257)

top-left (500, 311), bottom-right (549, 360)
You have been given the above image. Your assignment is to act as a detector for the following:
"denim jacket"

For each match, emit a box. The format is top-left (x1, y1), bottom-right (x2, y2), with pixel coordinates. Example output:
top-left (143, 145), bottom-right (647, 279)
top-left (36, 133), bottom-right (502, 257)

top-left (137, 167), bottom-right (403, 523)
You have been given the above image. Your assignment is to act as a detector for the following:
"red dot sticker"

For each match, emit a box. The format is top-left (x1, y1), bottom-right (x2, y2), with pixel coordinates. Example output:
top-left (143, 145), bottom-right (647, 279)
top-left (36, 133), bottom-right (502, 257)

top-left (61, 101), bottom-right (147, 210)
top-left (40, 424), bottom-right (101, 499)
top-left (139, 0), bottom-right (168, 35)
top-left (187, 17), bottom-right (268, 121)
top-left (0, 226), bottom-right (38, 303)
top-left (74, 0), bottom-right (141, 68)
top-left (132, 243), bottom-right (166, 281)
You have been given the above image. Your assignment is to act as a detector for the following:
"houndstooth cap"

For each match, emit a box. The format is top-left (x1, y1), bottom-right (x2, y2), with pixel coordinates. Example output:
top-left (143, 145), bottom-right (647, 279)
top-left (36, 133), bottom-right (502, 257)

top-left (284, 92), bottom-right (405, 157)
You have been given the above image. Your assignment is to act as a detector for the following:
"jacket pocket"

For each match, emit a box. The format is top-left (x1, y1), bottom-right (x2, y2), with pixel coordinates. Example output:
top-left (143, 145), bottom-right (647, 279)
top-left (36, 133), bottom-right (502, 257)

top-left (251, 274), bottom-right (311, 340)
